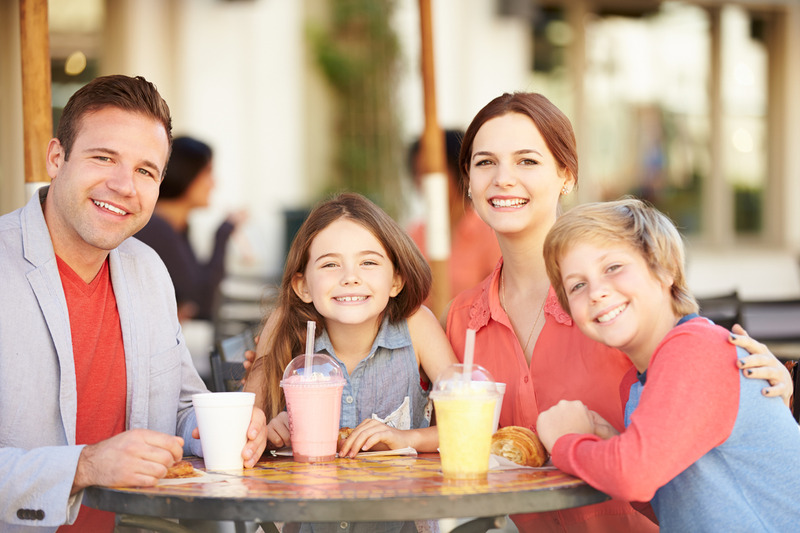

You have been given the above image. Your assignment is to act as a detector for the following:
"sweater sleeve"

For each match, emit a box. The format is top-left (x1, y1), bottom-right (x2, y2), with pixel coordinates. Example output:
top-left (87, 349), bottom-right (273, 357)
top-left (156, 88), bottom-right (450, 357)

top-left (551, 324), bottom-right (740, 502)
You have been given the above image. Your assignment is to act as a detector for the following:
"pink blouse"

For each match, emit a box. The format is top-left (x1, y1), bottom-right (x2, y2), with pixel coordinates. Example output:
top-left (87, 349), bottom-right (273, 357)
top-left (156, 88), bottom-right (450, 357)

top-left (445, 261), bottom-right (658, 533)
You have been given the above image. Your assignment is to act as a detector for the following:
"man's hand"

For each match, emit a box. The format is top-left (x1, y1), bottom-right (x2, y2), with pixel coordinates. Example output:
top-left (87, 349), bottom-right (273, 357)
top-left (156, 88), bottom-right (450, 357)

top-left (72, 429), bottom-right (184, 493)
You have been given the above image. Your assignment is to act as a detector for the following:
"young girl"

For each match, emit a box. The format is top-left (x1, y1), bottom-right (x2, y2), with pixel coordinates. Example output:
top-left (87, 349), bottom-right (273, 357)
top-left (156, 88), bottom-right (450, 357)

top-left (246, 191), bottom-right (456, 454)
top-left (538, 198), bottom-right (800, 532)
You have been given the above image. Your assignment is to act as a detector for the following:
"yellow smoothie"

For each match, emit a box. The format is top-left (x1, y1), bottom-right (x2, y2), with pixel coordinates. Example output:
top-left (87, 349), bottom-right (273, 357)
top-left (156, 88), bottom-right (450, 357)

top-left (433, 392), bottom-right (497, 479)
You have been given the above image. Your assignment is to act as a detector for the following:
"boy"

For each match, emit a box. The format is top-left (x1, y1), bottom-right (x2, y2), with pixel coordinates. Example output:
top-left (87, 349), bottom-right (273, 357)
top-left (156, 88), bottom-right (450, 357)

top-left (538, 198), bottom-right (800, 532)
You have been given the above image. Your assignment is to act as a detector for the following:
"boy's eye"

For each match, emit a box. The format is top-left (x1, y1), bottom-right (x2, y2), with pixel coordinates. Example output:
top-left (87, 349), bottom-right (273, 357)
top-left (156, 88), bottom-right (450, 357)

top-left (606, 264), bottom-right (622, 274)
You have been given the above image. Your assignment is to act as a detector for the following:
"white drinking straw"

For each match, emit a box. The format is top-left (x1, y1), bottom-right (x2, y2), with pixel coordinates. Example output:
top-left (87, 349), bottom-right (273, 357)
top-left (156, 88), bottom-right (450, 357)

top-left (463, 328), bottom-right (476, 381)
top-left (304, 321), bottom-right (316, 380)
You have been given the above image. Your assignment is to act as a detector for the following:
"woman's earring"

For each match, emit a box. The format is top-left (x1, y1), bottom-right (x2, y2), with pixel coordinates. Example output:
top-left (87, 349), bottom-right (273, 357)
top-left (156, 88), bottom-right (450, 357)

top-left (561, 186), bottom-right (569, 196)
top-left (467, 189), bottom-right (472, 199)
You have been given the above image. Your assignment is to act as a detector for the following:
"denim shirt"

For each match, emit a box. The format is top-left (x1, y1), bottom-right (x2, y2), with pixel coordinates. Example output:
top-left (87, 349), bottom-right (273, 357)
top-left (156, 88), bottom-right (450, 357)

top-left (315, 317), bottom-right (430, 430)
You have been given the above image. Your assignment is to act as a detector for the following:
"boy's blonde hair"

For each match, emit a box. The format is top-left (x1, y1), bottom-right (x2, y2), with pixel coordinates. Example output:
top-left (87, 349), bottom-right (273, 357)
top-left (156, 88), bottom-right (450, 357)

top-left (543, 198), bottom-right (698, 317)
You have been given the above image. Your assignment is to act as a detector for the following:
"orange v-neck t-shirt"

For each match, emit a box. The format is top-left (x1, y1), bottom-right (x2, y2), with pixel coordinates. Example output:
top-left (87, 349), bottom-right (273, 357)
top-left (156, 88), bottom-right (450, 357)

top-left (56, 256), bottom-right (126, 533)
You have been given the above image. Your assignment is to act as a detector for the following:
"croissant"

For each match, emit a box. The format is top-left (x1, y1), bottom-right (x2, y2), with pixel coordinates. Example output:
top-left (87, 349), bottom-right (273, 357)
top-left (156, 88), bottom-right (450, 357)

top-left (490, 426), bottom-right (548, 467)
top-left (337, 427), bottom-right (354, 452)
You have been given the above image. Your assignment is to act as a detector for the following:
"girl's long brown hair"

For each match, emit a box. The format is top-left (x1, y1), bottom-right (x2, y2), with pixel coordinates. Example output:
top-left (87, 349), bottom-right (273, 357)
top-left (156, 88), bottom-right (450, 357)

top-left (250, 192), bottom-right (432, 419)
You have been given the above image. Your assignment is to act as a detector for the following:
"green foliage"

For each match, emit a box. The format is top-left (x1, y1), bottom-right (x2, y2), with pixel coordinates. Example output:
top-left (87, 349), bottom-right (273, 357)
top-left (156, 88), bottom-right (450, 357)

top-left (308, 0), bottom-right (404, 217)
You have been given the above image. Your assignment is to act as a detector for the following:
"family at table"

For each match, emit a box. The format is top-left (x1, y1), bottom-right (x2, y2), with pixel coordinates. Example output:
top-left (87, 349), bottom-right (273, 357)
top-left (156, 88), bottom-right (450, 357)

top-left (1, 74), bottom-right (797, 533)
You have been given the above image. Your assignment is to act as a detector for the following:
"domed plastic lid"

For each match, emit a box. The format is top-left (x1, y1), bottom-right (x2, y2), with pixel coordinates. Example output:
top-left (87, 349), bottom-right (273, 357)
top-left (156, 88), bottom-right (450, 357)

top-left (430, 363), bottom-right (498, 397)
top-left (280, 353), bottom-right (344, 386)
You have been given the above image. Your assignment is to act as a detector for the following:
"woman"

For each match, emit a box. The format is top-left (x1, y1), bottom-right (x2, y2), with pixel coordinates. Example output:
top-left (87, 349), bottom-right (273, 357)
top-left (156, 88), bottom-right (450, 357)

top-left (445, 92), bottom-right (792, 533)
top-left (136, 136), bottom-right (246, 321)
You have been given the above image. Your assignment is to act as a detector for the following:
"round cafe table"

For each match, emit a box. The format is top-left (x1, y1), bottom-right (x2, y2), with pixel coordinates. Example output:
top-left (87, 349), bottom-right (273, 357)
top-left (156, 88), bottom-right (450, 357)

top-left (84, 453), bottom-right (608, 532)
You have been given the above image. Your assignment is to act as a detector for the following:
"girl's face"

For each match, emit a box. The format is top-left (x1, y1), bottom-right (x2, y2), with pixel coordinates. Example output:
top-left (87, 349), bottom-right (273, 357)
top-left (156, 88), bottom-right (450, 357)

top-left (293, 218), bottom-right (403, 329)
top-left (558, 240), bottom-right (677, 369)
top-left (467, 112), bottom-right (574, 237)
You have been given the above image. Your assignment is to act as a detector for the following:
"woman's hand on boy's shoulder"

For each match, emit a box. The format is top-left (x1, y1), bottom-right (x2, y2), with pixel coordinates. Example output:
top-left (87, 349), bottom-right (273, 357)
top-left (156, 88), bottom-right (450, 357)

top-left (730, 324), bottom-right (793, 408)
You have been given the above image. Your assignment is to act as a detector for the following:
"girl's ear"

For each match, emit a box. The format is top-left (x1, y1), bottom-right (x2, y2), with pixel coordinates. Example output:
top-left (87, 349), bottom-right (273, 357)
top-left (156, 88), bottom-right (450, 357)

top-left (389, 273), bottom-right (404, 298)
top-left (292, 273), bottom-right (313, 303)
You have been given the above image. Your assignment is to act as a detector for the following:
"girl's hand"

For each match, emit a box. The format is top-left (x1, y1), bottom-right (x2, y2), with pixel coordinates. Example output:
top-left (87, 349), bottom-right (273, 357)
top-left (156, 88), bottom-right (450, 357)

top-left (587, 410), bottom-right (620, 440)
top-left (266, 411), bottom-right (291, 450)
top-left (536, 400), bottom-right (593, 453)
top-left (731, 324), bottom-right (793, 408)
top-left (338, 419), bottom-right (398, 458)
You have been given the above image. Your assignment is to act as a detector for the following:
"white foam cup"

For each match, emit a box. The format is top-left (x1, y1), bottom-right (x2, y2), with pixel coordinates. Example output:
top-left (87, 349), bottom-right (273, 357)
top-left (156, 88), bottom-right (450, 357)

top-left (192, 392), bottom-right (255, 471)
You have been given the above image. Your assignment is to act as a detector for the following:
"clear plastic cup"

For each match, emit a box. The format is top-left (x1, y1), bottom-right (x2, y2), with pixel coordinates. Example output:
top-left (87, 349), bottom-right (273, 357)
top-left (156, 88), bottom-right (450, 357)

top-left (192, 392), bottom-right (255, 471)
top-left (430, 364), bottom-right (500, 479)
top-left (281, 353), bottom-right (345, 462)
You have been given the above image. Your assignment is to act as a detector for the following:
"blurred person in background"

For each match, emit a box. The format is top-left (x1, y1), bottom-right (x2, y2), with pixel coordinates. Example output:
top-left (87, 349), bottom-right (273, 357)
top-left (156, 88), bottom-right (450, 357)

top-left (136, 136), bottom-right (246, 322)
top-left (407, 129), bottom-right (501, 303)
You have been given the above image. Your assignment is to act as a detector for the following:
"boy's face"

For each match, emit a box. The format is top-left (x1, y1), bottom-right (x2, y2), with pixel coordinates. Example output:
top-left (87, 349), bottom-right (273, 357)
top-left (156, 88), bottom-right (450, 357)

top-left (559, 240), bottom-right (677, 369)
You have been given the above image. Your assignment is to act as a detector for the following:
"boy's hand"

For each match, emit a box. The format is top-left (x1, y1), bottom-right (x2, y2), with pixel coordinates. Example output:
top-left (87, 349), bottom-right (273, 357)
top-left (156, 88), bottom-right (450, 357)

top-left (536, 400), bottom-right (593, 453)
top-left (587, 410), bottom-right (619, 440)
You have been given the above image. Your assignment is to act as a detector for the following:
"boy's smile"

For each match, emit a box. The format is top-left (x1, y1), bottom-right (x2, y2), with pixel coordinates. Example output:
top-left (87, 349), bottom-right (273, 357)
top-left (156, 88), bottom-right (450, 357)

top-left (560, 241), bottom-right (677, 371)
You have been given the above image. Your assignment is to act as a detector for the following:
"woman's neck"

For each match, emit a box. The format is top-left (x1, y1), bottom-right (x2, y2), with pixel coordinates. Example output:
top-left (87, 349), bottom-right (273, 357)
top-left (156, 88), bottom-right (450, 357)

top-left (155, 201), bottom-right (191, 232)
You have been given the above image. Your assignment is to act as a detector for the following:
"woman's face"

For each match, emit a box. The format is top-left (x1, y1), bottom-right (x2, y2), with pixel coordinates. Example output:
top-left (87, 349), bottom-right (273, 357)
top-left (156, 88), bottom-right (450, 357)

top-left (185, 161), bottom-right (214, 208)
top-left (467, 112), bottom-right (574, 238)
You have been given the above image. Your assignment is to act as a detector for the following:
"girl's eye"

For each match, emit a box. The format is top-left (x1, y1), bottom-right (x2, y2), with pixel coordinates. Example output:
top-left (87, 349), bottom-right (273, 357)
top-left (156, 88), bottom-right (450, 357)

top-left (569, 281), bottom-right (586, 293)
top-left (321, 262), bottom-right (338, 269)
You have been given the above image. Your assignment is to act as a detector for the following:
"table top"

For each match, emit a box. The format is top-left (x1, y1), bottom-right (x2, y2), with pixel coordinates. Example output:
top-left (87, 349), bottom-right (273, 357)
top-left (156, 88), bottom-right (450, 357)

top-left (83, 453), bottom-right (608, 524)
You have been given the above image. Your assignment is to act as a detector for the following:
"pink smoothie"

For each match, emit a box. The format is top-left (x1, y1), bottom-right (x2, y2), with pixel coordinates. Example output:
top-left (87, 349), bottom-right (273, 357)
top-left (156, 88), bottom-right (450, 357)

top-left (282, 374), bottom-right (344, 462)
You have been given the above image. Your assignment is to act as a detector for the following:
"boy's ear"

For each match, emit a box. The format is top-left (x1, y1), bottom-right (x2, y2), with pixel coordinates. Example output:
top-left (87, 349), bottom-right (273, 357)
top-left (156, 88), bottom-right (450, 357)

top-left (389, 273), bottom-right (404, 298)
top-left (292, 273), bottom-right (313, 303)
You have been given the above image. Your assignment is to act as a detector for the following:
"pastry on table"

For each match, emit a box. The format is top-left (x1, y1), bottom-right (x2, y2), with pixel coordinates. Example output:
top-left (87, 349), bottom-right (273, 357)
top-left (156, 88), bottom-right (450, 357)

top-left (490, 426), bottom-right (548, 467)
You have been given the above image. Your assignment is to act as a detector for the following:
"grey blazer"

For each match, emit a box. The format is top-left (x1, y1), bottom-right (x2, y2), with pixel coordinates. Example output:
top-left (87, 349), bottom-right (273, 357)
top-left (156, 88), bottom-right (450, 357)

top-left (0, 188), bottom-right (208, 531)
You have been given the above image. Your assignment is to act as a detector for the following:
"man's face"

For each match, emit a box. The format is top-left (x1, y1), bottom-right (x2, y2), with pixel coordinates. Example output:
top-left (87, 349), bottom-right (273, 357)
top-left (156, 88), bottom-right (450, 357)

top-left (44, 106), bottom-right (169, 270)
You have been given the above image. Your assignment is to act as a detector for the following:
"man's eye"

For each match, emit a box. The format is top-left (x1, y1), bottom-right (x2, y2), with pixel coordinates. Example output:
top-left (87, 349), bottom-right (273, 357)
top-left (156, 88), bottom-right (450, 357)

top-left (95, 156), bottom-right (111, 162)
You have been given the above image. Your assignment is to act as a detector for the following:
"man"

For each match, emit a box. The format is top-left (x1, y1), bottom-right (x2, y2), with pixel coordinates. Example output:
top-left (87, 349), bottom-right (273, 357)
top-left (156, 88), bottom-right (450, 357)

top-left (0, 75), bottom-right (267, 532)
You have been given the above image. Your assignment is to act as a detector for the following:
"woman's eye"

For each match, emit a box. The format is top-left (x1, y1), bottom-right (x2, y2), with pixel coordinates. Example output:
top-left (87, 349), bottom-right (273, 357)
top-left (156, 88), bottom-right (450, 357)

top-left (362, 260), bottom-right (378, 267)
top-left (474, 159), bottom-right (493, 167)
top-left (520, 158), bottom-right (539, 166)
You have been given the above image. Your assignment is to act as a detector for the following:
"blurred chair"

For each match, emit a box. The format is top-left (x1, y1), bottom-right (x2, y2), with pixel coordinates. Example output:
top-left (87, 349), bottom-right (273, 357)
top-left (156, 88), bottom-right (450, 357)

top-left (209, 329), bottom-right (254, 393)
top-left (697, 291), bottom-right (742, 331)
